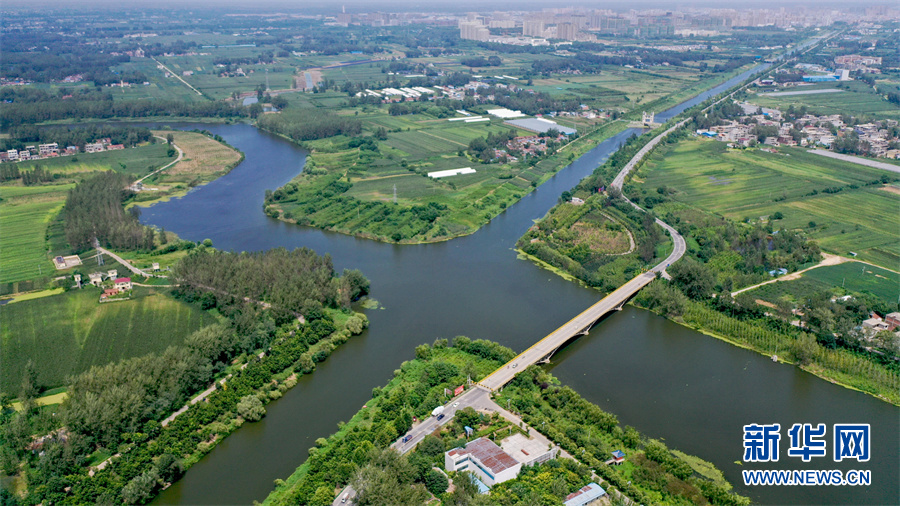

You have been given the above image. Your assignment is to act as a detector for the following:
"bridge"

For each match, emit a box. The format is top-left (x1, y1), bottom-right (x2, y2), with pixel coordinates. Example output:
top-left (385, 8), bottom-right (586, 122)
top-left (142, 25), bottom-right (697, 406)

top-left (479, 118), bottom-right (692, 392)
top-left (478, 271), bottom-right (657, 391)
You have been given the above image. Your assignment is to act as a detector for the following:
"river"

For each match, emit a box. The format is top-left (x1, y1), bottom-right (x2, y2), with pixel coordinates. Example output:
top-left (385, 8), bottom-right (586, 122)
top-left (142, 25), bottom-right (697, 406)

top-left (142, 67), bottom-right (898, 505)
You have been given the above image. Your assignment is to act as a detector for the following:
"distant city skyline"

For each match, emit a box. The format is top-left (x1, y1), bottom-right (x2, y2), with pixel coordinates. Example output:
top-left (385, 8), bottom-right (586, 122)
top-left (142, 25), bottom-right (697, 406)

top-left (3, 0), bottom-right (899, 12)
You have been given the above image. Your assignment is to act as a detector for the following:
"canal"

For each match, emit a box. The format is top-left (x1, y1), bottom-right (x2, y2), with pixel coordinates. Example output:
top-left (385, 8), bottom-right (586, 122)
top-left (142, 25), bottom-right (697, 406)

top-left (142, 67), bottom-right (899, 505)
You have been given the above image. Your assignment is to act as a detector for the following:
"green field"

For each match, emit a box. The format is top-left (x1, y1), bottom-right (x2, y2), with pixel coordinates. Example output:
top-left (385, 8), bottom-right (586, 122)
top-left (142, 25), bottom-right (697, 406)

top-left (638, 139), bottom-right (900, 269)
top-left (804, 262), bottom-right (899, 303)
top-left (1, 145), bottom-right (177, 284)
top-left (0, 185), bottom-right (73, 283)
top-left (0, 286), bottom-right (218, 392)
top-left (748, 81), bottom-right (900, 119)
top-left (751, 261), bottom-right (899, 307)
top-left (14, 143), bottom-right (176, 177)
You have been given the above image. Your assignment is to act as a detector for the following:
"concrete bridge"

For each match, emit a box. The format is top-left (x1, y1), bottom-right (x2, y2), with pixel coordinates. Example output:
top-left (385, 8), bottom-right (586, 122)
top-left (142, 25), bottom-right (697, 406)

top-left (479, 118), bottom-right (693, 392)
top-left (478, 271), bottom-right (657, 391)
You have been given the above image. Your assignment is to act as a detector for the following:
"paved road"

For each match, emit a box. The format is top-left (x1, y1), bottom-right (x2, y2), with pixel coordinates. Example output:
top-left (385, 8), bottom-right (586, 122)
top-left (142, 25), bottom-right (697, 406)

top-left (392, 388), bottom-right (487, 454)
top-left (96, 247), bottom-right (150, 277)
top-left (806, 149), bottom-right (900, 174)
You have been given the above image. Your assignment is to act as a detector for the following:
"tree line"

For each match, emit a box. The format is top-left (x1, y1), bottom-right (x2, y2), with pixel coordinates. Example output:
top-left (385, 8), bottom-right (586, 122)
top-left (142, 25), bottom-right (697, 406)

top-left (0, 125), bottom-right (153, 152)
top-left (1, 242), bottom-right (371, 504)
top-left (63, 172), bottom-right (155, 253)
top-left (0, 88), bottom-right (244, 129)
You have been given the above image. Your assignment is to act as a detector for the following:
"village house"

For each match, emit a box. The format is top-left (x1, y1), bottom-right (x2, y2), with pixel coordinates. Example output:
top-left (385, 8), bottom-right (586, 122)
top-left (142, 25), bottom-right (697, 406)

top-left (114, 277), bottom-right (132, 291)
top-left (38, 143), bottom-right (59, 156)
top-left (101, 288), bottom-right (120, 300)
top-left (84, 143), bottom-right (104, 153)
top-left (107, 269), bottom-right (117, 279)
top-left (88, 272), bottom-right (104, 287)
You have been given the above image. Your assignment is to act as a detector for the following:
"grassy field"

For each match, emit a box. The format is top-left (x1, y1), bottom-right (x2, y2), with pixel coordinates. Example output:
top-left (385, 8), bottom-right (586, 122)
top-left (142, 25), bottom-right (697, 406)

top-left (638, 139), bottom-right (900, 269)
top-left (0, 184), bottom-right (73, 284)
top-left (0, 286), bottom-right (218, 393)
top-left (14, 143), bottom-right (176, 177)
top-left (804, 262), bottom-right (899, 303)
top-left (747, 81), bottom-right (900, 119)
top-left (750, 261), bottom-right (899, 308)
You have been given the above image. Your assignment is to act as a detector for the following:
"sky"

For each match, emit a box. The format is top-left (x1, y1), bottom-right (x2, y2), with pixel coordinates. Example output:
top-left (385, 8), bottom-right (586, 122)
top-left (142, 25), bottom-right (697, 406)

top-left (2, 0), bottom-right (897, 11)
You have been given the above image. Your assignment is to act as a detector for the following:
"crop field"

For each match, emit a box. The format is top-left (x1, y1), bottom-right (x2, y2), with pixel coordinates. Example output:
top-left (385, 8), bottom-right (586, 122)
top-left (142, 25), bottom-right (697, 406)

top-left (751, 261), bottom-right (898, 307)
top-left (14, 143), bottom-right (175, 177)
top-left (0, 286), bottom-right (218, 392)
top-left (0, 184), bottom-right (73, 283)
top-left (748, 82), bottom-right (900, 119)
top-left (113, 60), bottom-right (208, 102)
top-left (639, 140), bottom-right (899, 269)
top-left (321, 62), bottom-right (389, 85)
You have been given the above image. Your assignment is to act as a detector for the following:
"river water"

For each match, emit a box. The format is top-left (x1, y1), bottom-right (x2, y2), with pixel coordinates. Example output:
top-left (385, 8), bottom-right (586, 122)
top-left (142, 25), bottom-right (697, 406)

top-left (142, 67), bottom-right (898, 505)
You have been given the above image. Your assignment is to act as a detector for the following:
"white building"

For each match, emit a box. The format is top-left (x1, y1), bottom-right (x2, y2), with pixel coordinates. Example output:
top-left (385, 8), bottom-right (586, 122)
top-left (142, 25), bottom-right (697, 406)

top-left (445, 437), bottom-right (522, 487)
top-left (113, 277), bottom-right (132, 291)
top-left (88, 272), bottom-right (104, 287)
top-left (39, 143), bottom-right (59, 155)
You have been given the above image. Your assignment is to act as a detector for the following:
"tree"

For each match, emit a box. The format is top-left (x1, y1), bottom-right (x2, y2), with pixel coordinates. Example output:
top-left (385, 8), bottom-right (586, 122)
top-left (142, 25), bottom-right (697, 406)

top-left (121, 468), bottom-right (159, 504)
top-left (237, 395), bottom-right (266, 422)
top-left (424, 469), bottom-right (449, 495)
top-left (669, 258), bottom-right (715, 300)
top-left (166, 133), bottom-right (174, 145)
top-left (418, 434), bottom-right (445, 458)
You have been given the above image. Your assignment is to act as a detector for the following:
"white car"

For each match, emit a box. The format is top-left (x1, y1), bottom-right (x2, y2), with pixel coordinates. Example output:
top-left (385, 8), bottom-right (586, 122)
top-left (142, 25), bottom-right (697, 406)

top-left (453, 402), bottom-right (459, 407)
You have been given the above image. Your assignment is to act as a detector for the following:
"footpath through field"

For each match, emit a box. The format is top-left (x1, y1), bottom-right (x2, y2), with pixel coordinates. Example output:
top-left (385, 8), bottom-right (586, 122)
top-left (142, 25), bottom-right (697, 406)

top-left (731, 253), bottom-right (900, 297)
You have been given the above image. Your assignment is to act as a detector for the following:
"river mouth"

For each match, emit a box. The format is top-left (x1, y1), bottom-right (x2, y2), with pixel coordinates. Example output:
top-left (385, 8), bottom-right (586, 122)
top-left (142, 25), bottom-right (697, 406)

top-left (142, 66), bottom-right (899, 506)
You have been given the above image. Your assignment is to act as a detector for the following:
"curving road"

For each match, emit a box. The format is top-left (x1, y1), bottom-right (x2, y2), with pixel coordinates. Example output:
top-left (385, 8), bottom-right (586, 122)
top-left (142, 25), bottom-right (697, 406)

top-left (609, 119), bottom-right (690, 280)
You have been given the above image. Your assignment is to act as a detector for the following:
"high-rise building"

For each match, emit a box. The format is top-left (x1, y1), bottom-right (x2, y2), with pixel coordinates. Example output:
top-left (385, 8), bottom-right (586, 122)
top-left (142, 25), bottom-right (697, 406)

top-left (556, 22), bottom-right (577, 41)
top-left (523, 20), bottom-right (545, 37)
top-left (460, 21), bottom-right (490, 41)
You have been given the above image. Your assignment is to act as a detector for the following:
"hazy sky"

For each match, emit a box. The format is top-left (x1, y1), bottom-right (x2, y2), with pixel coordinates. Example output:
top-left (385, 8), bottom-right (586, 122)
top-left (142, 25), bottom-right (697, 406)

top-left (2, 0), bottom-right (896, 11)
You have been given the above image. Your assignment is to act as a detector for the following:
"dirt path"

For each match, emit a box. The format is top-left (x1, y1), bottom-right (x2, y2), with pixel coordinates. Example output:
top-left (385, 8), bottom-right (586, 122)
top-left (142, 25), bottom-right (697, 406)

top-left (731, 253), bottom-right (848, 297)
top-left (135, 137), bottom-right (184, 185)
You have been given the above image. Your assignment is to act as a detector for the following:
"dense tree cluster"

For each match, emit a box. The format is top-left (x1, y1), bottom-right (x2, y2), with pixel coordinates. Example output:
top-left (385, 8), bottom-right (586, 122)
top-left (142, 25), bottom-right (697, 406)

top-left (0, 164), bottom-right (56, 185)
top-left (63, 172), bottom-right (156, 252)
top-left (460, 56), bottom-right (502, 67)
top-left (257, 110), bottom-right (362, 142)
top-left (0, 88), bottom-right (244, 129)
top-left (5, 304), bottom-right (358, 505)
top-left (475, 86), bottom-right (583, 115)
top-left (0, 32), bottom-right (141, 84)
top-left (173, 247), bottom-right (370, 320)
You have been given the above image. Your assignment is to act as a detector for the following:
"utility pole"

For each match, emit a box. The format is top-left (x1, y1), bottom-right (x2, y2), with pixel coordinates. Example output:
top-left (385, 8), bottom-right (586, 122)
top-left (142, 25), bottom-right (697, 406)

top-left (393, 184), bottom-right (397, 204)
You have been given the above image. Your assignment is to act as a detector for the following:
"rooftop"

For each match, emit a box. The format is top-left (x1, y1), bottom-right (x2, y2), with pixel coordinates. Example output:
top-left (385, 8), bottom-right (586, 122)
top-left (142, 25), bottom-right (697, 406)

top-left (500, 433), bottom-right (551, 464)
top-left (447, 437), bottom-right (519, 475)
top-left (504, 118), bottom-right (576, 135)
top-left (564, 482), bottom-right (607, 506)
